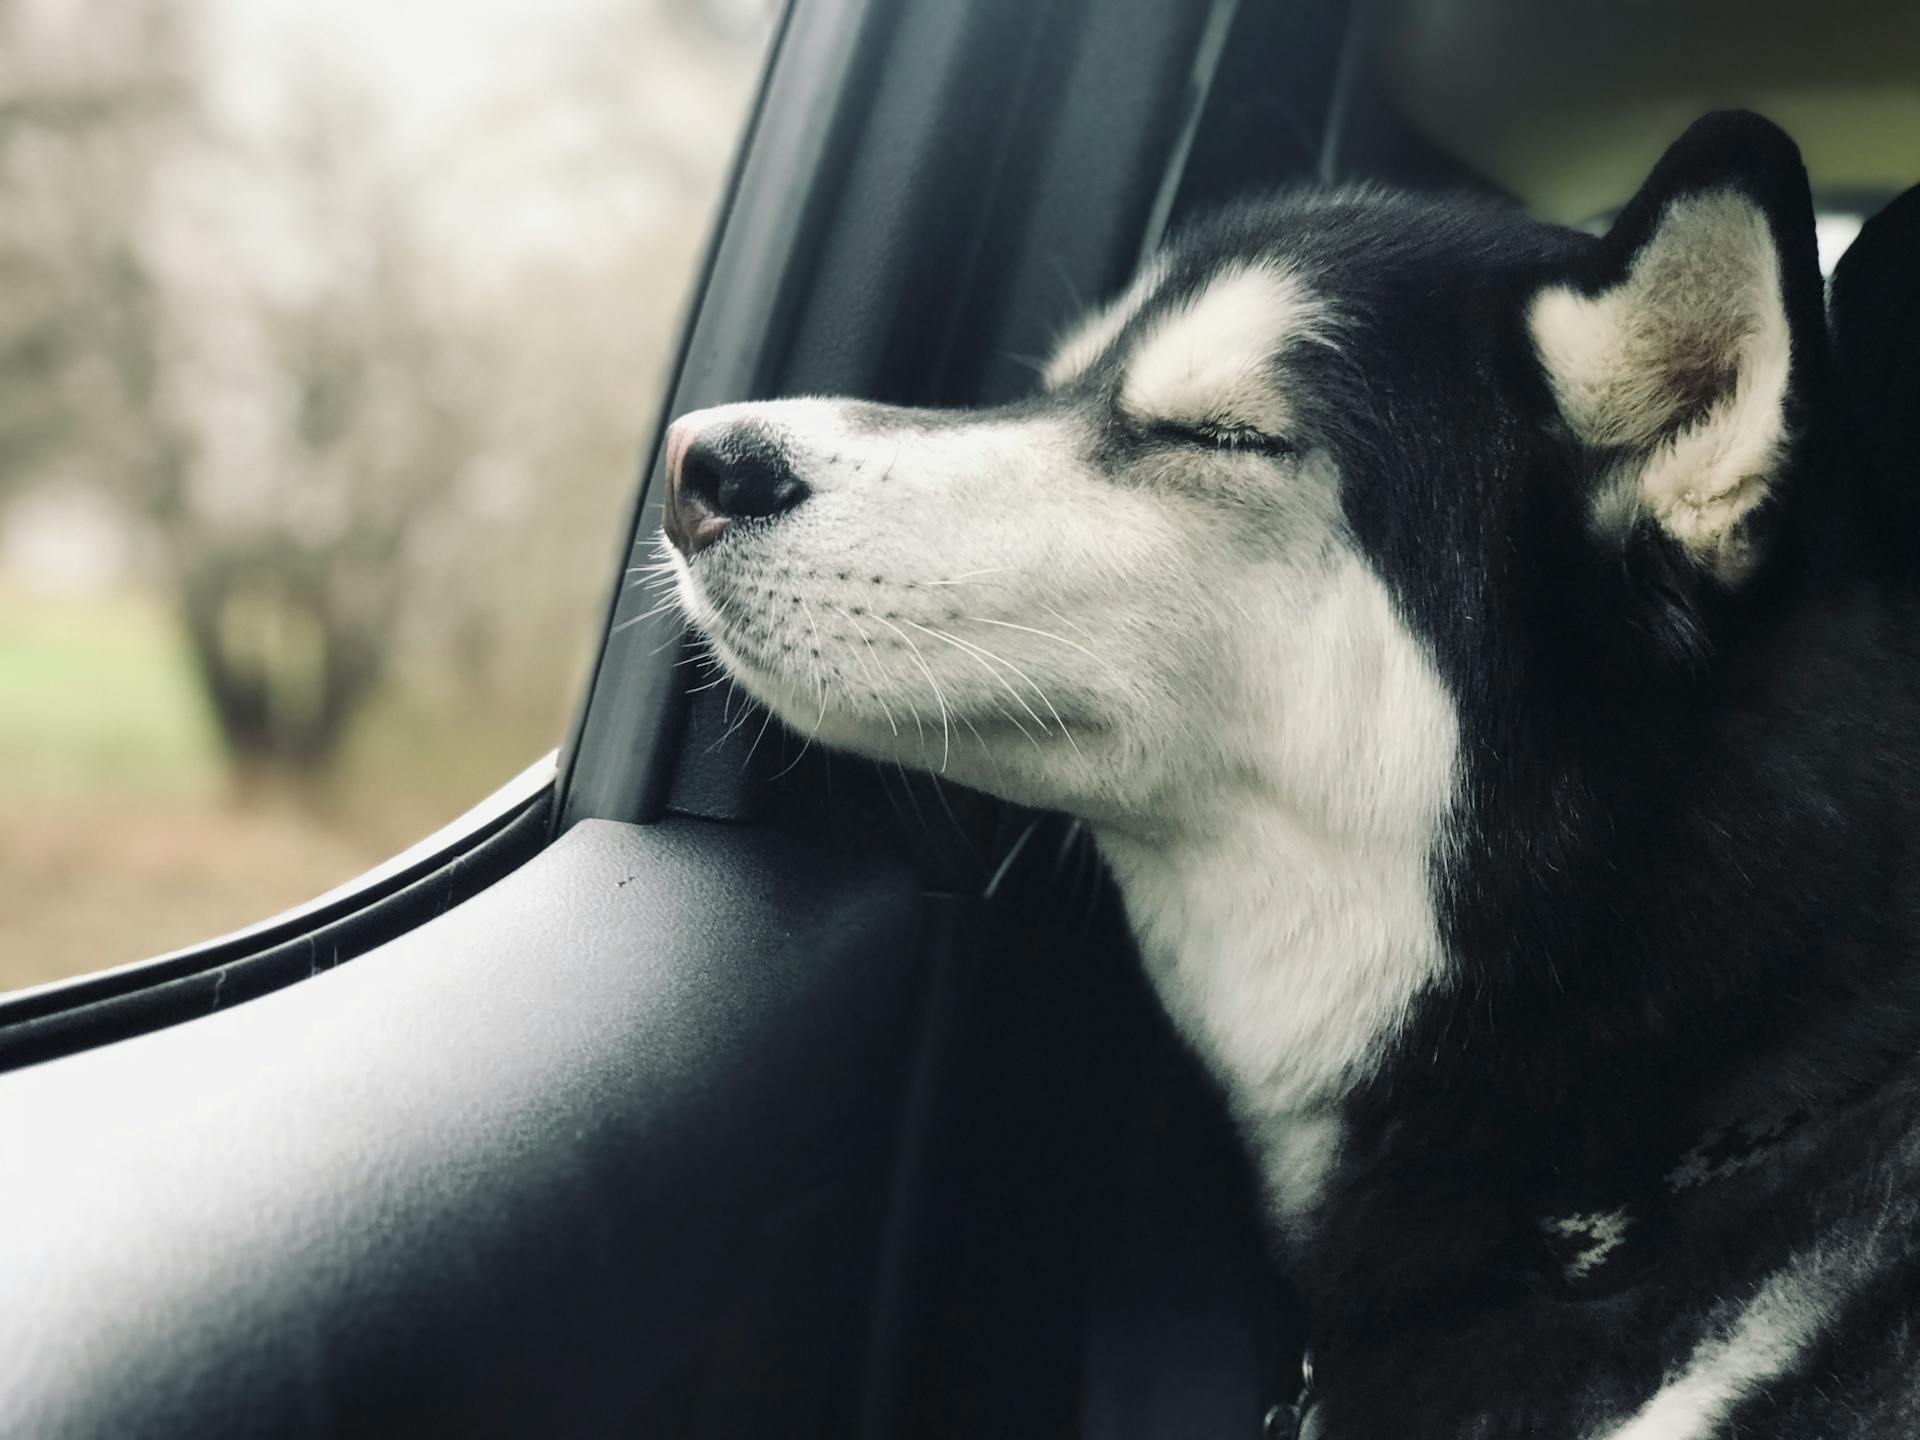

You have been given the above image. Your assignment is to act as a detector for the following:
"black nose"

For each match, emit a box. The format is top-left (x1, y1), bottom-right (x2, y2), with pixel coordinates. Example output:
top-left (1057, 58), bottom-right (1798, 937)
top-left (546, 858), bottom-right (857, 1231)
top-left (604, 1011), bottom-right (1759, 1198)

top-left (663, 418), bottom-right (811, 557)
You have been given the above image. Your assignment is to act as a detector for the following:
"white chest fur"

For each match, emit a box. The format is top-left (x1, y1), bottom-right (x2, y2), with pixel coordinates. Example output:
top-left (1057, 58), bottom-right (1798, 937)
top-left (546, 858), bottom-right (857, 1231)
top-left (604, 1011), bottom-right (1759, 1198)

top-left (1093, 560), bottom-right (1459, 1227)
top-left (1099, 813), bottom-right (1449, 1225)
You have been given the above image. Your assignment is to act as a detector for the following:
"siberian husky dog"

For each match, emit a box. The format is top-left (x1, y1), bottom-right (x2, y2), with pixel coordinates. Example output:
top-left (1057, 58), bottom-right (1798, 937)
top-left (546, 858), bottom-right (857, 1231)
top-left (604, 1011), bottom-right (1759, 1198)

top-left (661, 112), bottom-right (1920, 1437)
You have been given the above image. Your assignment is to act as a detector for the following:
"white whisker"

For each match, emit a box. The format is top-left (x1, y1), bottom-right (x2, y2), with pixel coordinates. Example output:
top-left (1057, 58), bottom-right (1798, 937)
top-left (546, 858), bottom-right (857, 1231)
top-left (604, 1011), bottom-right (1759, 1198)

top-left (833, 606), bottom-right (902, 737)
top-left (870, 612), bottom-right (952, 772)
top-left (710, 696), bottom-right (758, 753)
top-left (799, 598), bottom-right (830, 709)
top-left (614, 597), bottom-right (682, 633)
top-left (963, 614), bottom-right (1109, 669)
top-left (923, 567), bottom-right (1011, 588)
top-left (921, 621), bottom-right (1081, 759)
top-left (741, 705), bottom-right (779, 770)
top-left (952, 708), bottom-right (1012, 786)
top-left (906, 620), bottom-right (1045, 748)
top-left (1041, 605), bottom-right (1099, 645)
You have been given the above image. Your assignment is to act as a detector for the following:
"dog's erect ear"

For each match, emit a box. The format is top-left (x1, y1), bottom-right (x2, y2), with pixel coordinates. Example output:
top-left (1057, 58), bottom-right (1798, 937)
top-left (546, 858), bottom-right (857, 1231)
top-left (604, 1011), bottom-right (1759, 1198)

top-left (1531, 112), bottom-right (1826, 586)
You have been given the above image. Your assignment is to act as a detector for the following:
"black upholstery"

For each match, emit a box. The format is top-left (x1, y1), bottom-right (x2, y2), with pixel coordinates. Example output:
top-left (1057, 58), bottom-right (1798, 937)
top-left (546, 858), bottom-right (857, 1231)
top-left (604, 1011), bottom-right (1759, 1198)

top-left (1830, 184), bottom-right (1920, 561)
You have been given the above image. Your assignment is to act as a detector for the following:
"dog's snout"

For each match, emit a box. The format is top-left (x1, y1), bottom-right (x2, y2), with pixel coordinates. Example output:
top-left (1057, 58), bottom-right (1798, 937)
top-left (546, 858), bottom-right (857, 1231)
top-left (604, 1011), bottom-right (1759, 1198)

top-left (663, 416), bottom-right (810, 557)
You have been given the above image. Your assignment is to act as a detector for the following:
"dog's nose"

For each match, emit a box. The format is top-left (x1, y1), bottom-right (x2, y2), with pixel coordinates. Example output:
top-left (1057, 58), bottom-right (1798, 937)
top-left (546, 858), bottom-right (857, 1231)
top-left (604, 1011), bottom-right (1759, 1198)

top-left (663, 416), bottom-right (810, 557)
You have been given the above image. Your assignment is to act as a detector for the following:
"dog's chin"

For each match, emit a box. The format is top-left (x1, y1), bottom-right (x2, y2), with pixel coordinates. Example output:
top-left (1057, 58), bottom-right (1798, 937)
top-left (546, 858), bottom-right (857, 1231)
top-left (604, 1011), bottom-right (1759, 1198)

top-left (704, 642), bottom-right (879, 753)
top-left (671, 549), bottom-right (1121, 811)
top-left (699, 631), bottom-right (1102, 809)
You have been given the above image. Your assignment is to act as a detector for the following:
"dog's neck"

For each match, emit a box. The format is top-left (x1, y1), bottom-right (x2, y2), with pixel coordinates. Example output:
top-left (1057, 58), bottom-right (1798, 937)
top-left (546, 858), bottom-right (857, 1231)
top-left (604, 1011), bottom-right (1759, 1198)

top-left (1090, 556), bottom-right (1465, 1233)
top-left (1096, 799), bottom-right (1447, 1229)
top-left (1100, 566), bottom-right (1920, 1305)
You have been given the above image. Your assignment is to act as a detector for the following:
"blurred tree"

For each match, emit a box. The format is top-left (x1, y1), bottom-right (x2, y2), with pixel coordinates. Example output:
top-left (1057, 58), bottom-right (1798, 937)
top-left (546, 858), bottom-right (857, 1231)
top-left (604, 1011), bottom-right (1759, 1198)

top-left (0, 12), bottom-right (492, 781)
top-left (0, 0), bottom-right (775, 798)
top-left (422, 0), bottom-right (775, 717)
top-left (0, 0), bottom-right (195, 499)
top-left (154, 75), bottom-right (491, 782)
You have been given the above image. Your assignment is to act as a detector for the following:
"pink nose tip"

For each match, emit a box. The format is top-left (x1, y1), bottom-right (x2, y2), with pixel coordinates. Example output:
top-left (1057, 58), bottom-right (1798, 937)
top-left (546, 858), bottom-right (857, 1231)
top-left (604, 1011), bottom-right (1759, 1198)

top-left (661, 412), bottom-right (812, 557)
top-left (662, 417), bottom-right (730, 557)
top-left (664, 419), bottom-right (696, 496)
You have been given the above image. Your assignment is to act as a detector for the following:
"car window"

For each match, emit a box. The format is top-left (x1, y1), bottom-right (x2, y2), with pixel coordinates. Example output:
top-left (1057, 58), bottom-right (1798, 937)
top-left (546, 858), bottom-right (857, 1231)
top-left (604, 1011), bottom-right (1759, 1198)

top-left (0, 0), bottom-right (776, 992)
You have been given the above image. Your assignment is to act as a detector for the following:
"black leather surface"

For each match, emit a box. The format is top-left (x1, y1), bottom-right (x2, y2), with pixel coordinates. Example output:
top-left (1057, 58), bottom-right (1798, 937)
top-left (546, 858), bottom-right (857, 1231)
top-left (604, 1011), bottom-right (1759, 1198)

top-left (0, 818), bottom-right (921, 1438)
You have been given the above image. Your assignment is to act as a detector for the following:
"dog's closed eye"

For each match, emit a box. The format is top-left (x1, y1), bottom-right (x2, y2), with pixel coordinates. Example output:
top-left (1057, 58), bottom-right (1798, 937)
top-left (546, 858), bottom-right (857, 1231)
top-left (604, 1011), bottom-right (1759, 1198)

top-left (1145, 418), bottom-right (1297, 459)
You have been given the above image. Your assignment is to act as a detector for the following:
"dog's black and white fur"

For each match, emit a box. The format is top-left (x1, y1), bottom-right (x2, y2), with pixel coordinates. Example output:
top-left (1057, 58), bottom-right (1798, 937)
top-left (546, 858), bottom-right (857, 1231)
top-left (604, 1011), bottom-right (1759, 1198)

top-left (660, 113), bottom-right (1920, 1437)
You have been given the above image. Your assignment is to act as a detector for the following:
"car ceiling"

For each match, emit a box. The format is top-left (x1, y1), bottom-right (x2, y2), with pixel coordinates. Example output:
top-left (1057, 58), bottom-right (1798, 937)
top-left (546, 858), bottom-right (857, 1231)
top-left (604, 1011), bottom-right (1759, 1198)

top-left (1370, 0), bottom-right (1920, 220)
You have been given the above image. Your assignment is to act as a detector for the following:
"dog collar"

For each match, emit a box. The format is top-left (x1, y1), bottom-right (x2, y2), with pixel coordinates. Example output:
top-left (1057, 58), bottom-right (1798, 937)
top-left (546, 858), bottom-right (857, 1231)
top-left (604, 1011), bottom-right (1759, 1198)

top-left (1262, 1346), bottom-right (1319, 1440)
top-left (1259, 1099), bottom-right (1825, 1440)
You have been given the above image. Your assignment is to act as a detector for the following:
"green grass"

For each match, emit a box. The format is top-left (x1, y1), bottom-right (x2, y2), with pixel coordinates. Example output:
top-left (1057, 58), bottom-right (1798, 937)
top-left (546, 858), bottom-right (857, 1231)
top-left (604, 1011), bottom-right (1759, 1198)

top-left (0, 581), bottom-right (566, 835)
top-left (0, 582), bottom-right (567, 988)
top-left (0, 585), bottom-right (226, 800)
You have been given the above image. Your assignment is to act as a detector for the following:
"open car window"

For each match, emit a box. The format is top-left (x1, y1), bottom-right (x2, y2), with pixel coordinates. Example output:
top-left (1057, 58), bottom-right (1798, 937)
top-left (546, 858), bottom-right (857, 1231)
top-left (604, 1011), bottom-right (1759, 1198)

top-left (0, 0), bottom-right (775, 993)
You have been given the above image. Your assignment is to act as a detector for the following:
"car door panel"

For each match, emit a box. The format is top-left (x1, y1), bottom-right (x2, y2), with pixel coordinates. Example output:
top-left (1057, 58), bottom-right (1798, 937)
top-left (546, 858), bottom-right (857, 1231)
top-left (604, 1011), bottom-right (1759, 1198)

top-left (0, 818), bottom-right (919, 1438)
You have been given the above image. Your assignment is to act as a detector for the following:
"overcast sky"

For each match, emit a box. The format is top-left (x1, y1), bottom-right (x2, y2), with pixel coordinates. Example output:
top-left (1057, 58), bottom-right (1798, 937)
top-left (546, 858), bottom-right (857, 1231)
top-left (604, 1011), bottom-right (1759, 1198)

top-left (183, 0), bottom-right (773, 294)
top-left (203, 0), bottom-right (604, 148)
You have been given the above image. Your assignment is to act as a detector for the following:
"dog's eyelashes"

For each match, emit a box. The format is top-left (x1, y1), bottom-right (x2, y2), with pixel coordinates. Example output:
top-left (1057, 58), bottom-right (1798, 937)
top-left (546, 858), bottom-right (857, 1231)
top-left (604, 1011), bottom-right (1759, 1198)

top-left (1144, 418), bottom-right (1296, 459)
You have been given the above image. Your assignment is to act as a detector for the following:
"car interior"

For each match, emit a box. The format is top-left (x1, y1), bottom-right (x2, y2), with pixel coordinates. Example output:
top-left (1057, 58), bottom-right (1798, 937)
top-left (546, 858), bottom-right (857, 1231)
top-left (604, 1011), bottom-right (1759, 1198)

top-left (4, 0), bottom-right (1917, 1435)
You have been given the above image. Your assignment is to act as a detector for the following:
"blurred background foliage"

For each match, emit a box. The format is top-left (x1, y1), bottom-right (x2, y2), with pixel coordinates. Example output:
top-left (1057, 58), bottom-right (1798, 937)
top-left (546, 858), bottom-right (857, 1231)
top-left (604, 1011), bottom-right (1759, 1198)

top-left (0, 0), bottom-right (774, 987)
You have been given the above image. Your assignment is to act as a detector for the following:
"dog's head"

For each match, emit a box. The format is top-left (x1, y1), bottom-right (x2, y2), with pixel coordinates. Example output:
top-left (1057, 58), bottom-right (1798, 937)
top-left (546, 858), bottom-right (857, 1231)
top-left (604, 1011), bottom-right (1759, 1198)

top-left (663, 113), bottom-right (1825, 846)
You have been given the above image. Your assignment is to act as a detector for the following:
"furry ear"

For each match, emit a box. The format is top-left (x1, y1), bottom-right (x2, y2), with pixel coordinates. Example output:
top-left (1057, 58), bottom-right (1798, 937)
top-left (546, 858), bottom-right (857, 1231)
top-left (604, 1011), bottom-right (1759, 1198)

top-left (1531, 112), bottom-right (1826, 585)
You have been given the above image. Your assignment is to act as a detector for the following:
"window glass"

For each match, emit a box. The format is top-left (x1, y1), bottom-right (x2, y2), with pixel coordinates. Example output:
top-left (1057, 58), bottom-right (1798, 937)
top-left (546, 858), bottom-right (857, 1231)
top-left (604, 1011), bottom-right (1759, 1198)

top-left (0, 0), bottom-right (775, 990)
